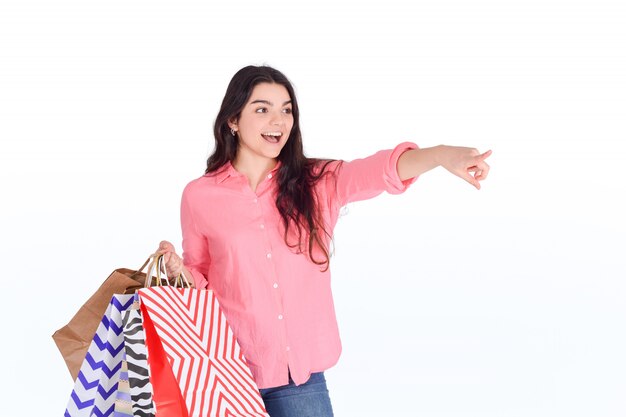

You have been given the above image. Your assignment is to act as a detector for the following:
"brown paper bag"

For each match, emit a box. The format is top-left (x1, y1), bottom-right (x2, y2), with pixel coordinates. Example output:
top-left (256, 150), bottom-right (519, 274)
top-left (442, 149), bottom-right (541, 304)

top-left (52, 258), bottom-right (152, 380)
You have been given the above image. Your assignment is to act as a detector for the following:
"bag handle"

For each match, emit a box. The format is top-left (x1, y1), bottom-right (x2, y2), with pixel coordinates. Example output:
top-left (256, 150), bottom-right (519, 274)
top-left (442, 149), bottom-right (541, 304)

top-left (144, 253), bottom-right (191, 289)
top-left (129, 257), bottom-right (152, 280)
top-left (156, 253), bottom-right (191, 288)
top-left (144, 253), bottom-right (168, 288)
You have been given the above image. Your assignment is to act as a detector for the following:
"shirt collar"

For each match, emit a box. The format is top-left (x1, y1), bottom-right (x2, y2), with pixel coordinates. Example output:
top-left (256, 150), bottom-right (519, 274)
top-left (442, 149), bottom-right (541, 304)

top-left (213, 160), bottom-right (282, 184)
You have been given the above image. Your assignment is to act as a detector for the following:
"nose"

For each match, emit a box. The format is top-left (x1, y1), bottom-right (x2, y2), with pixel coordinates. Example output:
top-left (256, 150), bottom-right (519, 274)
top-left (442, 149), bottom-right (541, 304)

top-left (270, 110), bottom-right (285, 126)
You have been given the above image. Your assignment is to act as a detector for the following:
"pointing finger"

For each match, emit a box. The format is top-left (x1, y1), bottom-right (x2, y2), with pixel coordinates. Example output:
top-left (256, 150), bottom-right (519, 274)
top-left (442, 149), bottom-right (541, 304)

top-left (476, 149), bottom-right (492, 161)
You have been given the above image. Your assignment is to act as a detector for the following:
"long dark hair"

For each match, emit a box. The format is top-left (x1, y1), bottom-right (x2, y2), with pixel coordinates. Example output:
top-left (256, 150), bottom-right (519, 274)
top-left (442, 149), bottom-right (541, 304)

top-left (206, 65), bottom-right (339, 272)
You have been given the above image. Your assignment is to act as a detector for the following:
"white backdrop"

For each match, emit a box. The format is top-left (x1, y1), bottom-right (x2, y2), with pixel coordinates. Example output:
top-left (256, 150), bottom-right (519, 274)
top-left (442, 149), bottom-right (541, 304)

top-left (1, 0), bottom-right (625, 416)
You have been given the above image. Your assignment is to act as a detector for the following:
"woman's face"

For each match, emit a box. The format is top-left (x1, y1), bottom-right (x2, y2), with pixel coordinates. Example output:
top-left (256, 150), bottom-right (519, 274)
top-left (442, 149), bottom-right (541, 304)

top-left (229, 82), bottom-right (294, 164)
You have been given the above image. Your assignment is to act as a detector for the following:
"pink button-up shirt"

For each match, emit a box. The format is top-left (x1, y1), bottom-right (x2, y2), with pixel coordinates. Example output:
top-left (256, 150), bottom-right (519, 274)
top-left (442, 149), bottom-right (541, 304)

top-left (180, 141), bottom-right (419, 389)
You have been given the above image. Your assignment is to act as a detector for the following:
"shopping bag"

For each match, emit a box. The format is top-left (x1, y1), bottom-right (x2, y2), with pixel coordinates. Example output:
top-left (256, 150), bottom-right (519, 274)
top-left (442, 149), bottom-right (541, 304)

top-left (53, 258), bottom-right (152, 380)
top-left (141, 293), bottom-right (191, 417)
top-left (137, 256), bottom-right (270, 417)
top-left (64, 294), bottom-right (135, 417)
top-left (116, 254), bottom-right (190, 417)
top-left (121, 295), bottom-right (156, 417)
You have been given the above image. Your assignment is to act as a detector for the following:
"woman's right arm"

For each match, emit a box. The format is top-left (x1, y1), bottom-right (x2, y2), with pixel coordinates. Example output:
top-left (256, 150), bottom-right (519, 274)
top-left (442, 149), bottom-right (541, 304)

top-left (179, 184), bottom-right (211, 289)
top-left (157, 184), bottom-right (211, 289)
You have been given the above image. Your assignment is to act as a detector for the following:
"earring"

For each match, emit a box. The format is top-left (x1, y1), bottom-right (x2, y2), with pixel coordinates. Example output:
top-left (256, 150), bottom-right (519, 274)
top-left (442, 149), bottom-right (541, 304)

top-left (230, 127), bottom-right (237, 136)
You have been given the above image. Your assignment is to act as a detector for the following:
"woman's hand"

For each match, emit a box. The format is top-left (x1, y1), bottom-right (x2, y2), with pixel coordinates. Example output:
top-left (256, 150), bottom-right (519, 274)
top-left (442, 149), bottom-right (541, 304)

top-left (438, 146), bottom-right (492, 190)
top-left (155, 240), bottom-right (184, 278)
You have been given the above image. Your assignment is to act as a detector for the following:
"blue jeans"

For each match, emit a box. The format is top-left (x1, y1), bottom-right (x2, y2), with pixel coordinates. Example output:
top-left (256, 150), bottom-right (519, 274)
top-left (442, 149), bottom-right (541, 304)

top-left (258, 370), bottom-right (335, 417)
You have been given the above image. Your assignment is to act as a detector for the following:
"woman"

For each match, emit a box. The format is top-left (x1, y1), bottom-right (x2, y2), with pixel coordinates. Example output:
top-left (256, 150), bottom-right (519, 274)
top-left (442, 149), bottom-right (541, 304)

top-left (157, 65), bottom-right (491, 417)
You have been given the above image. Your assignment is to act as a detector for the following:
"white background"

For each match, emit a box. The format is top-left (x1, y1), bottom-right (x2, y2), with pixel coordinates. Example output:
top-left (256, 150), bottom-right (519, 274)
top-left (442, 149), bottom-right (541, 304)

top-left (1, 0), bottom-right (625, 416)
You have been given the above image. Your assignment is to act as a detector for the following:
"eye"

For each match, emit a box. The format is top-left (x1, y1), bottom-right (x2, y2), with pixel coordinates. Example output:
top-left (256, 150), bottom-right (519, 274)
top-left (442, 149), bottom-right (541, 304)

top-left (255, 107), bottom-right (268, 113)
top-left (283, 108), bottom-right (293, 114)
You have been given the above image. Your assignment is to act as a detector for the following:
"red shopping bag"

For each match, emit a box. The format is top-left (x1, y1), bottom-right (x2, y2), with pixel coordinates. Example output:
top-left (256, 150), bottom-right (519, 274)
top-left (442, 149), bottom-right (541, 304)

top-left (137, 286), bottom-right (269, 417)
top-left (141, 299), bottom-right (190, 417)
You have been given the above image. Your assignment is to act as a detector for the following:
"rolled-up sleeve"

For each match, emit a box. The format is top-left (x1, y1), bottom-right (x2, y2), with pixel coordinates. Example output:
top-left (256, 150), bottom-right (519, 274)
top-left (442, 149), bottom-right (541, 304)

top-left (330, 141), bottom-right (420, 208)
top-left (180, 183), bottom-right (210, 289)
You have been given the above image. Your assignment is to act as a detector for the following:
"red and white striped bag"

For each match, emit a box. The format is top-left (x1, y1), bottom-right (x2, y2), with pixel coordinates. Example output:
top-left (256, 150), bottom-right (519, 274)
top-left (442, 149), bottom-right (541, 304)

top-left (137, 259), bottom-right (269, 417)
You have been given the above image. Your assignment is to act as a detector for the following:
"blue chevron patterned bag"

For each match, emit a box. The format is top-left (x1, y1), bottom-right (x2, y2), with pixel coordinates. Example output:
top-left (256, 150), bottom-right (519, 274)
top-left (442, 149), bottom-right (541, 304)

top-left (64, 294), bottom-right (135, 417)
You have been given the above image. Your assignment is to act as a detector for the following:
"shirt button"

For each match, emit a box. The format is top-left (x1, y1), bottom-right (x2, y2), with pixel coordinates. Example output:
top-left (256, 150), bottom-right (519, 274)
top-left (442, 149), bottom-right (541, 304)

top-left (278, 314), bottom-right (283, 320)
top-left (286, 346), bottom-right (290, 351)
top-left (268, 173), bottom-right (273, 179)
top-left (253, 198), bottom-right (258, 203)
top-left (273, 283), bottom-right (278, 288)
top-left (260, 224), bottom-right (265, 229)
top-left (266, 253), bottom-right (272, 259)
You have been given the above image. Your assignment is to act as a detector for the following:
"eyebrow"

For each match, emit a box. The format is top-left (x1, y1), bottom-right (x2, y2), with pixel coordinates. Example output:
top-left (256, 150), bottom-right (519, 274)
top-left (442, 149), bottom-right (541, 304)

top-left (249, 99), bottom-right (292, 106)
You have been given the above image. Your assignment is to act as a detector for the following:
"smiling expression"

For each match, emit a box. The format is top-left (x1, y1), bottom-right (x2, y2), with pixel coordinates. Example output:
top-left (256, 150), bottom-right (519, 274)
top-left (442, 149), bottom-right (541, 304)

top-left (229, 82), bottom-right (295, 164)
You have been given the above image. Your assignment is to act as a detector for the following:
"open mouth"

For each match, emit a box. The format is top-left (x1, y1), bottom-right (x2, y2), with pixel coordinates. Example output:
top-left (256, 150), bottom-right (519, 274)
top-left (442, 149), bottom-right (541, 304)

top-left (261, 132), bottom-right (282, 144)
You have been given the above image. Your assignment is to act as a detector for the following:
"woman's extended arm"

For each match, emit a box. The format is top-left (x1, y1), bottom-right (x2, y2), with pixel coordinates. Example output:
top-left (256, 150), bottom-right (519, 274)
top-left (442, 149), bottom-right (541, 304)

top-left (397, 145), bottom-right (492, 189)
